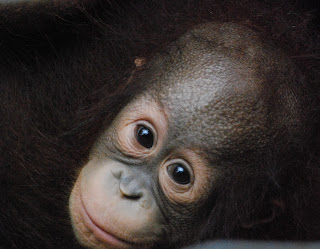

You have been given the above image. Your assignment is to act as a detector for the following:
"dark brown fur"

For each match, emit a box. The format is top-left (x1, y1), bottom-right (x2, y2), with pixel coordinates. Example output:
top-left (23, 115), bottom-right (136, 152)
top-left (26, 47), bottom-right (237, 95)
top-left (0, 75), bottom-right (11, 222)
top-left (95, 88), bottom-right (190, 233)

top-left (0, 0), bottom-right (319, 248)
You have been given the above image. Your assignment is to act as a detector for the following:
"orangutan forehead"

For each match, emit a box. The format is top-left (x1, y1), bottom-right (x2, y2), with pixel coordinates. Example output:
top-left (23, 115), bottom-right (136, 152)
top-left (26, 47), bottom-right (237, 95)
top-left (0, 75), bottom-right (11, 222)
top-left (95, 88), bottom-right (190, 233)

top-left (137, 22), bottom-right (299, 155)
top-left (143, 27), bottom-right (275, 153)
top-left (152, 50), bottom-right (266, 140)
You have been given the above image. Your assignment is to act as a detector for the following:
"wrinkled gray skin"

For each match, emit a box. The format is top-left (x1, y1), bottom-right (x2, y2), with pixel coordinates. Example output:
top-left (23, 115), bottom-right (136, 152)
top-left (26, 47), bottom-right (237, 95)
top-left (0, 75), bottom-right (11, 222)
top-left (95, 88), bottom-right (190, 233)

top-left (72, 22), bottom-right (307, 249)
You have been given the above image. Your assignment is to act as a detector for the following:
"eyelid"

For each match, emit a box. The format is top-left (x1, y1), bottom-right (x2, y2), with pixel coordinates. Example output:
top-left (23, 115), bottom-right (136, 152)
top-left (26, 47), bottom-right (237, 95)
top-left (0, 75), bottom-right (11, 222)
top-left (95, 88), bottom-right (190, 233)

top-left (134, 120), bottom-right (156, 134)
top-left (116, 98), bottom-right (168, 158)
top-left (117, 120), bottom-right (158, 159)
top-left (159, 149), bottom-right (214, 204)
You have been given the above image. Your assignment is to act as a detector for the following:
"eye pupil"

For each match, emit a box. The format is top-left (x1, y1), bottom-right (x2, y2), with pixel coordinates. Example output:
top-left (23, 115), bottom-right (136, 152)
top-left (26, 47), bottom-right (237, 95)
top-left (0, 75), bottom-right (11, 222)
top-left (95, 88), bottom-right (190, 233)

top-left (136, 125), bottom-right (154, 149)
top-left (168, 164), bottom-right (190, 185)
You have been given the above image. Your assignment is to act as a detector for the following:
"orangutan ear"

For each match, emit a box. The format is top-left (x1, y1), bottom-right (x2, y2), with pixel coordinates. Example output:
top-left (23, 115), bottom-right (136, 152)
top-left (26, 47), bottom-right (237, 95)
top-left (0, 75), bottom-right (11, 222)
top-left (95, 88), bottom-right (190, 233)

top-left (241, 200), bottom-right (285, 228)
top-left (134, 57), bottom-right (147, 68)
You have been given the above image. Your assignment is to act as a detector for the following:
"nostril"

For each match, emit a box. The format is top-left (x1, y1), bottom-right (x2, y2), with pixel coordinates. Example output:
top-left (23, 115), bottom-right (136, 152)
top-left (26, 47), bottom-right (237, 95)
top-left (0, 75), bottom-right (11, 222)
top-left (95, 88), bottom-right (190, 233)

top-left (121, 192), bottom-right (141, 200)
top-left (119, 176), bottom-right (143, 200)
top-left (120, 185), bottom-right (143, 200)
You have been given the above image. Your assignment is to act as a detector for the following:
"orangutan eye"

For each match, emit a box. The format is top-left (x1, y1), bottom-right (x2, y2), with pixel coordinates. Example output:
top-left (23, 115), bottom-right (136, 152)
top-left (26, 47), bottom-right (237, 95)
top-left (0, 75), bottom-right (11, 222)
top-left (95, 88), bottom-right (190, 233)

top-left (167, 163), bottom-right (191, 185)
top-left (136, 125), bottom-right (154, 149)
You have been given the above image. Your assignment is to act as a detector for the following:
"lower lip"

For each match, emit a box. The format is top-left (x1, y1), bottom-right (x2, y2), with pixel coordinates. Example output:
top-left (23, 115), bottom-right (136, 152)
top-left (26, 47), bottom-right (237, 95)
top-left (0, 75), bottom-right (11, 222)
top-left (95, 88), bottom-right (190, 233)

top-left (79, 199), bottom-right (135, 249)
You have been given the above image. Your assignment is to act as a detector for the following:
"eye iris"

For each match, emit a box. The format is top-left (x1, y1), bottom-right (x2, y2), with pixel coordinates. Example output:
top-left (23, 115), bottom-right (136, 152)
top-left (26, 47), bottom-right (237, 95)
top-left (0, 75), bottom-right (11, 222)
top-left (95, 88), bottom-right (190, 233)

top-left (168, 164), bottom-right (190, 185)
top-left (136, 125), bottom-right (154, 149)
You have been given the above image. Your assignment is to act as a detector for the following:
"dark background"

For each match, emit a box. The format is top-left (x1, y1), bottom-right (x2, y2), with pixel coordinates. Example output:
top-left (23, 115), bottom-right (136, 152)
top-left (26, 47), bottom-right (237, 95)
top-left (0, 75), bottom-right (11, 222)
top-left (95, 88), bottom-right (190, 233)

top-left (299, 0), bottom-right (320, 24)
